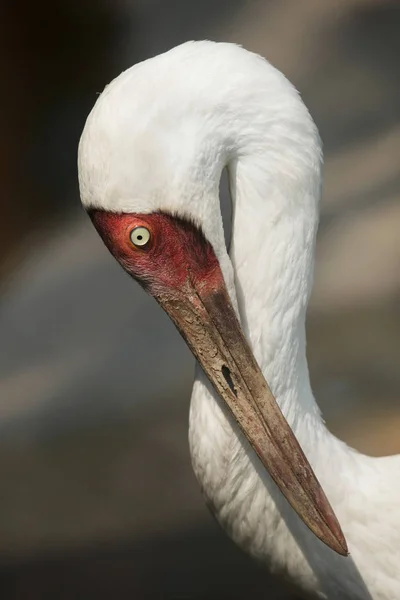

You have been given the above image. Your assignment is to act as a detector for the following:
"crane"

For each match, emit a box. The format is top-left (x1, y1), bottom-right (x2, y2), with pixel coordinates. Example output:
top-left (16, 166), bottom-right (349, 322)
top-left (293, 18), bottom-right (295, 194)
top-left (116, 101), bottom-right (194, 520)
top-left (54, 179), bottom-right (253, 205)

top-left (78, 41), bottom-right (400, 599)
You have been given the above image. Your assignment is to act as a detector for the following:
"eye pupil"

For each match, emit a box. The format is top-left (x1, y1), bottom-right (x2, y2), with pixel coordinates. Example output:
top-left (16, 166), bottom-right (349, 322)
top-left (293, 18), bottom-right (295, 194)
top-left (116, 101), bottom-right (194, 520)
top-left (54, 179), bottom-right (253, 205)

top-left (130, 226), bottom-right (150, 248)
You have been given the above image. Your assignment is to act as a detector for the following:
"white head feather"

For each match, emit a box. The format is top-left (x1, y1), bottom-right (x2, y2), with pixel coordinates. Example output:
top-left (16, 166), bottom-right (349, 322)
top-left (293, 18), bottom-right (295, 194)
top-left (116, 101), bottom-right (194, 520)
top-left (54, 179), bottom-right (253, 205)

top-left (78, 41), bottom-right (321, 313)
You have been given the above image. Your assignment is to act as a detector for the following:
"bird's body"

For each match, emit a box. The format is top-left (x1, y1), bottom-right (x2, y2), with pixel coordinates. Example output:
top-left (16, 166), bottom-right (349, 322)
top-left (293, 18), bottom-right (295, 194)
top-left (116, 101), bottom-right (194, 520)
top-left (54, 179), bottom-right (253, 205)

top-left (78, 41), bottom-right (400, 599)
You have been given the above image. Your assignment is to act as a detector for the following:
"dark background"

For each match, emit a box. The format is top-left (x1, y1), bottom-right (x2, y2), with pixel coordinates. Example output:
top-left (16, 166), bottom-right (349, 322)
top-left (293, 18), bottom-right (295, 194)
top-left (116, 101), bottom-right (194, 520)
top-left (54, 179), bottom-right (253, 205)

top-left (0, 1), bottom-right (399, 598)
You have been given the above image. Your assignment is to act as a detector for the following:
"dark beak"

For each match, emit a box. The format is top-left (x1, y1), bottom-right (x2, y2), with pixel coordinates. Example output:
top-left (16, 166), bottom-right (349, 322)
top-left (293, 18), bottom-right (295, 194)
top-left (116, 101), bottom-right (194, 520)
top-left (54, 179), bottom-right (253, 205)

top-left (155, 272), bottom-right (348, 556)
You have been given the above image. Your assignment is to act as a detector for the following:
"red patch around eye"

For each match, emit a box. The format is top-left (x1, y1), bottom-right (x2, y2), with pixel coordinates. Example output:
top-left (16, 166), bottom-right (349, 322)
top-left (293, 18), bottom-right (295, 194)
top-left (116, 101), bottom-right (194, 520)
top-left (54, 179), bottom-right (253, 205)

top-left (88, 209), bottom-right (223, 295)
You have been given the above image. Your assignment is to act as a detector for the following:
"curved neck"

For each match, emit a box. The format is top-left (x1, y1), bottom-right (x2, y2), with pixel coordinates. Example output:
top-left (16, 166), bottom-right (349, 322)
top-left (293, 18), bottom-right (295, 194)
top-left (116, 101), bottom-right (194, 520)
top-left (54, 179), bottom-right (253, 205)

top-left (223, 91), bottom-right (324, 434)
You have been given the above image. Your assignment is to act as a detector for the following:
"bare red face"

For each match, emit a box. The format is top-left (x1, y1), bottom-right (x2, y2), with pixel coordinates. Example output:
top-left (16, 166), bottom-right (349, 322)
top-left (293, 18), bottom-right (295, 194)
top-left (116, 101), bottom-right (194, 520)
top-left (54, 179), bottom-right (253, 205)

top-left (89, 210), bottom-right (222, 297)
top-left (88, 208), bottom-right (347, 557)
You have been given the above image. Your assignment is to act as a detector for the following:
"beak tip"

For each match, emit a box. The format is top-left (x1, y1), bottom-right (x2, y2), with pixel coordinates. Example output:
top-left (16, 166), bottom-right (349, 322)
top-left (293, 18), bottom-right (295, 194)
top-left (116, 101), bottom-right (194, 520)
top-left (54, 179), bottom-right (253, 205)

top-left (323, 517), bottom-right (349, 556)
top-left (317, 494), bottom-right (349, 557)
top-left (337, 536), bottom-right (349, 557)
top-left (332, 539), bottom-right (349, 557)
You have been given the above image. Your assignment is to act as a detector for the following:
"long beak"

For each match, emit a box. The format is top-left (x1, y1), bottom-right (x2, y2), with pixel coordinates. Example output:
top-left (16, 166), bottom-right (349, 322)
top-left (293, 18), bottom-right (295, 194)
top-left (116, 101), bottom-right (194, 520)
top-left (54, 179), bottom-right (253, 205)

top-left (156, 273), bottom-right (348, 556)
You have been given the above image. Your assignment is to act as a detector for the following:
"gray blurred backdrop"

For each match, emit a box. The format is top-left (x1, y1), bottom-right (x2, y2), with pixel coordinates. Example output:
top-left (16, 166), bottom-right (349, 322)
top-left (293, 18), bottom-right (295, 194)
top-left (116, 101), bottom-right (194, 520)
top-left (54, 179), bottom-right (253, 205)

top-left (0, 1), bottom-right (399, 598)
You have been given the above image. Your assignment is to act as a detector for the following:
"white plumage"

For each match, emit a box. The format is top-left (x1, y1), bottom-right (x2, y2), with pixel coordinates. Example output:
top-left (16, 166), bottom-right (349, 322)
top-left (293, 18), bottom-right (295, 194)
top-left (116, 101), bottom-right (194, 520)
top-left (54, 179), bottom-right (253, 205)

top-left (78, 41), bottom-right (400, 599)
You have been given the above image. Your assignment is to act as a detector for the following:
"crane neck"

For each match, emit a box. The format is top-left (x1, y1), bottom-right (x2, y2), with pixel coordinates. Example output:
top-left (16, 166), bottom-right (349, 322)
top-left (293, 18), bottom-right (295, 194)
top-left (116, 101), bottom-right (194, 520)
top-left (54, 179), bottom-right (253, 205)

top-left (221, 83), bottom-right (325, 437)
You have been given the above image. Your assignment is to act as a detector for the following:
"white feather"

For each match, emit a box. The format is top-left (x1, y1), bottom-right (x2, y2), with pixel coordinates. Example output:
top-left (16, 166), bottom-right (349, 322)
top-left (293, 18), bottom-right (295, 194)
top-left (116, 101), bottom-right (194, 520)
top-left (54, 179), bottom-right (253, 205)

top-left (78, 41), bottom-right (400, 599)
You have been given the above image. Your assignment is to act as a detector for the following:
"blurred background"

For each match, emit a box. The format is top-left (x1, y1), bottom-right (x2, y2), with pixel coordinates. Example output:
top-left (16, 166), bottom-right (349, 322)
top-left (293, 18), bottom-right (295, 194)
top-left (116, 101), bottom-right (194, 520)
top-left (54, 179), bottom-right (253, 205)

top-left (0, 0), bottom-right (399, 598)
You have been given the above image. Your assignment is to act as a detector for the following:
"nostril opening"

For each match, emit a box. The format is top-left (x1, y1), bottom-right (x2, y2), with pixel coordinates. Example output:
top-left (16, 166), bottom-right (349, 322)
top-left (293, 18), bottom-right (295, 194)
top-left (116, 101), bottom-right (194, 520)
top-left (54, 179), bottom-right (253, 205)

top-left (222, 365), bottom-right (237, 397)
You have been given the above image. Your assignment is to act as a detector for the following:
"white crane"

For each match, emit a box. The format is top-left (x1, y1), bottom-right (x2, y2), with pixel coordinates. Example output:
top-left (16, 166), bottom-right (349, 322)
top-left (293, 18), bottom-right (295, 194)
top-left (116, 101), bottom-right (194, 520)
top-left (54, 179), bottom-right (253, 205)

top-left (78, 41), bottom-right (400, 599)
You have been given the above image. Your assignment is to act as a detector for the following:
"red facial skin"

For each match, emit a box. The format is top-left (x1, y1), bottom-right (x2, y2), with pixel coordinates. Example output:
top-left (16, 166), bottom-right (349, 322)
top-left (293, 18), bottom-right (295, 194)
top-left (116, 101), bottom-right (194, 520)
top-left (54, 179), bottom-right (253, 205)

top-left (89, 210), bottom-right (224, 298)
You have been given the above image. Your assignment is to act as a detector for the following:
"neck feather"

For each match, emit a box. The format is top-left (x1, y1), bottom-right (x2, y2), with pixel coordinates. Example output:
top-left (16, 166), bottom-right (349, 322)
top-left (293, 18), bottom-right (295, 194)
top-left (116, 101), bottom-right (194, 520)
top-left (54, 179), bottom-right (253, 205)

top-left (218, 81), bottom-right (324, 437)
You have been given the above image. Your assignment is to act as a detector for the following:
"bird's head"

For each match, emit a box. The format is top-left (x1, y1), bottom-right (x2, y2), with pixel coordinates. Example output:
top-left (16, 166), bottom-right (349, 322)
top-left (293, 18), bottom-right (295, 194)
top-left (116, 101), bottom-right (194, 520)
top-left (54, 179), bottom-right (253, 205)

top-left (78, 41), bottom-right (347, 557)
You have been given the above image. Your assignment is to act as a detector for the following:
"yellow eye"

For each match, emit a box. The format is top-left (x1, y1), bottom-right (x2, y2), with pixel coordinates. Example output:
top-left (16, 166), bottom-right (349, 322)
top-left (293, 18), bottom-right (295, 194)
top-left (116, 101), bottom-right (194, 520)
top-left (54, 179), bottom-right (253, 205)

top-left (130, 226), bottom-right (151, 248)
